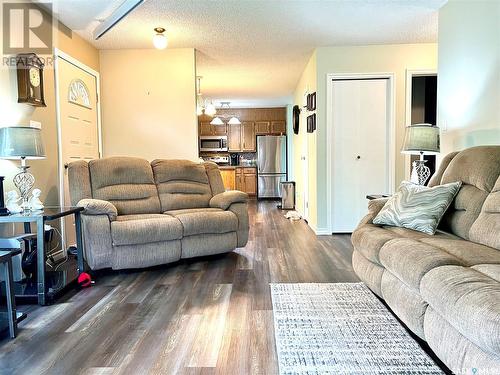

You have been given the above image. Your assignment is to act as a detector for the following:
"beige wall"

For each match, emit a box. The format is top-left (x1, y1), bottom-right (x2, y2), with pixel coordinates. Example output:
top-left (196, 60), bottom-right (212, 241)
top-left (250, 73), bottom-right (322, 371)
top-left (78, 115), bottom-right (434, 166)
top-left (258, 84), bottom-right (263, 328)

top-left (0, 10), bottom-right (99, 236)
top-left (293, 44), bottom-right (438, 233)
top-left (437, 0), bottom-right (500, 156)
top-left (99, 48), bottom-right (198, 161)
top-left (292, 51), bottom-right (317, 229)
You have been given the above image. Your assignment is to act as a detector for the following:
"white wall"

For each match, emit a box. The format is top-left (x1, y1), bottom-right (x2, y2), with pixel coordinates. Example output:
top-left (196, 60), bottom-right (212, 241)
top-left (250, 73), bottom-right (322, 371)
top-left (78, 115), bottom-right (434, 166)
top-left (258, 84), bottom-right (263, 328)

top-left (437, 0), bottom-right (500, 155)
top-left (99, 48), bottom-right (198, 161)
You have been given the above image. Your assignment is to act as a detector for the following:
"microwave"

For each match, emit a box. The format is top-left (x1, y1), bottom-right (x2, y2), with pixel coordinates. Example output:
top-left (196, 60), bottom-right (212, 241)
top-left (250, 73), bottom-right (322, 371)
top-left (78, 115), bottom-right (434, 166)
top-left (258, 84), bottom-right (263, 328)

top-left (199, 136), bottom-right (228, 152)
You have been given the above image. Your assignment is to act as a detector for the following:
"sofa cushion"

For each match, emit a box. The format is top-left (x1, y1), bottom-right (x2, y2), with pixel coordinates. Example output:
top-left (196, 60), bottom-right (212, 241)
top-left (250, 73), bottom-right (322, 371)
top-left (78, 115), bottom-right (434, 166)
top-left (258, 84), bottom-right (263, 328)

top-left (469, 175), bottom-right (500, 250)
top-left (151, 159), bottom-right (213, 212)
top-left (421, 265), bottom-right (500, 356)
top-left (418, 237), bottom-right (500, 266)
top-left (111, 214), bottom-right (183, 246)
top-left (438, 146), bottom-right (500, 240)
top-left (165, 207), bottom-right (222, 216)
top-left (379, 237), bottom-right (463, 291)
top-left (373, 181), bottom-right (461, 235)
top-left (168, 210), bottom-right (237, 236)
top-left (89, 157), bottom-right (161, 215)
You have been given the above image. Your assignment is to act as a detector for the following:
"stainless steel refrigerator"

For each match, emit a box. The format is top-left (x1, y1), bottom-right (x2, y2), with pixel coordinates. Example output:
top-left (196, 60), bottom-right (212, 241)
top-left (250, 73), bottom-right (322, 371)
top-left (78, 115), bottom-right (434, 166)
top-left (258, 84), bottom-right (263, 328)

top-left (257, 135), bottom-right (287, 198)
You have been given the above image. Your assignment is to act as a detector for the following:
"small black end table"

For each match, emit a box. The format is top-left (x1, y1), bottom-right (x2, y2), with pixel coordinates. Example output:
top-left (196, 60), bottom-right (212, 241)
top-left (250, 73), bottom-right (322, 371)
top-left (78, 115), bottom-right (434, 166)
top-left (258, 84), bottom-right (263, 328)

top-left (1, 249), bottom-right (26, 338)
top-left (0, 207), bottom-right (84, 305)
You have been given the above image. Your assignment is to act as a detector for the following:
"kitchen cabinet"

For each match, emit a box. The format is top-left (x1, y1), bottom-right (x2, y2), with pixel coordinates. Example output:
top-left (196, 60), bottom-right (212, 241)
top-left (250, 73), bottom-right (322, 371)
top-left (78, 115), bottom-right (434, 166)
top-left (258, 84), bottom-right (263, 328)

top-left (235, 167), bottom-right (256, 196)
top-left (220, 169), bottom-right (236, 190)
top-left (227, 122), bottom-right (255, 152)
top-left (255, 121), bottom-right (270, 134)
top-left (271, 121), bottom-right (286, 134)
top-left (227, 123), bottom-right (241, 151)
top-left (241, 122), bottom-right (256, 151)
top-left (200, 121), bottom-right (227, 136)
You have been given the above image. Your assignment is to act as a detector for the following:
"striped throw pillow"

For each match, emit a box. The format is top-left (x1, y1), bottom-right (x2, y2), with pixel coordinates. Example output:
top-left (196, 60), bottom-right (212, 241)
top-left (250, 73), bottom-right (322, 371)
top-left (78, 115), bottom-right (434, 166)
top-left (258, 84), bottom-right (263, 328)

top-left (373, 181), bottom-right (462, 235)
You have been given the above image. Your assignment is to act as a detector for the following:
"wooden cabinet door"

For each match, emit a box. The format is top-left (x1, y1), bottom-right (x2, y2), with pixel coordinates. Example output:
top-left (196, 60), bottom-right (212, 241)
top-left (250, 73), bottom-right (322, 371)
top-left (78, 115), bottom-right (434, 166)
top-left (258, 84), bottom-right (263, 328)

top-left (200, 122), bottom-right (213, 136)
top-left (255, 121), bottom-right (270, 134)
top-left (212, 123), bottom-right (227, 136)
top-left (241, 122), bottom-right (256, 151)
top-left (271, 121), bottom-right (286, 134)
top-left (228, 124), bottom-right (241, 151)
top-left (244, 174), bottom-right (257, 195)
top-left (220, 169), bottom-right (235, 190)
top-left (235, 169), bottom-right (244, 191)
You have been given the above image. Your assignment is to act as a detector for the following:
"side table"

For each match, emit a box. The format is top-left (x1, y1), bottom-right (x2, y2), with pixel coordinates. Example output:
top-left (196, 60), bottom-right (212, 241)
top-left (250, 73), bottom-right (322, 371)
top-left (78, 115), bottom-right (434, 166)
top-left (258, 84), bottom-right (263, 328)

top-left (1, 249), bottom-right (26, 338)
top-left (0, 207), bottom-right (85, 305)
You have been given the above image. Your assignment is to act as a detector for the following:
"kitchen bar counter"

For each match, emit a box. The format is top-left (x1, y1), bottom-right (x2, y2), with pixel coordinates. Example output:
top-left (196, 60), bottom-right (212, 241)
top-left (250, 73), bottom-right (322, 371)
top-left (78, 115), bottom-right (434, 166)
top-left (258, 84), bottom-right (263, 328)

top-left (218, 165), bottom-right (256, 170)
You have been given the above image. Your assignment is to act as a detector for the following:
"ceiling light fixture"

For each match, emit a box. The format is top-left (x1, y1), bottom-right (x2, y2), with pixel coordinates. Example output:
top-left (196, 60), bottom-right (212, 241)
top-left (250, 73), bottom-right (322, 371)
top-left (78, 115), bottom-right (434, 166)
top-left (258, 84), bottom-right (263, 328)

top-left (210, 117), bottom-right (224, 126)
top-left (153, 27), bottom-right (168, 49)
top-left (220, 102), bottom-right (241, 125)
top-left (196, 76), bottom-right (217, 117)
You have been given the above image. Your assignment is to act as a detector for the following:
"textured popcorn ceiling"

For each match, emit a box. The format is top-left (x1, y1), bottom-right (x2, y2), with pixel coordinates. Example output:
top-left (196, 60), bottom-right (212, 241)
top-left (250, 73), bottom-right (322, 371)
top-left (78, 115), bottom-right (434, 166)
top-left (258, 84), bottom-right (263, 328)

top-left (46, 0), bottom-right (447, 107)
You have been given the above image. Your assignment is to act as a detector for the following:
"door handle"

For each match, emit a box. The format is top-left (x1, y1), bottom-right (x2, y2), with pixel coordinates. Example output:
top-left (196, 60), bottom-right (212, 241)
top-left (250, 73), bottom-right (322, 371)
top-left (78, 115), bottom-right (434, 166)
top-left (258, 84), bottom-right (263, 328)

top-left (356, 155), bottom-right (361, 160)
top-left (64, 163), bottom-right (69, 169)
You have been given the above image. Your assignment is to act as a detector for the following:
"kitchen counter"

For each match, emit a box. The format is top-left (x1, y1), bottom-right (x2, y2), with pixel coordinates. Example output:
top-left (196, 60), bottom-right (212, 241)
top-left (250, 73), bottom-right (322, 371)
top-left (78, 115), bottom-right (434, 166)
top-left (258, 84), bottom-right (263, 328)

top-left (218, 165), bottom-right (256, 170)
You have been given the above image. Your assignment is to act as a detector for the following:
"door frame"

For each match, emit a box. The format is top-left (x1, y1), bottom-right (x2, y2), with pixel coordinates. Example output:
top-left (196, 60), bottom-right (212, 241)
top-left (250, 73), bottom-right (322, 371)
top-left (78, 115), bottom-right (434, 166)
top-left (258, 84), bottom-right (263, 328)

top-left (326, 72), bottom-right (396, 234)
top-left (404, 69), bottom-right (437, 180)
top-left (54, 48), bottom-right (102, 247)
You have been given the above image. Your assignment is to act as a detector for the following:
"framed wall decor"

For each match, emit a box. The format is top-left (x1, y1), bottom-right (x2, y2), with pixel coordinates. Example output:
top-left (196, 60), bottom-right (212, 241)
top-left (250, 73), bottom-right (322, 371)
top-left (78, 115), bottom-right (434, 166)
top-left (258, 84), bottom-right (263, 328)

top-left (307, 92), bottom-right (316, 111)
top-left (293, 105), bottom-right (300, 134)
top-left (307, 113), bottom-right (316, 133)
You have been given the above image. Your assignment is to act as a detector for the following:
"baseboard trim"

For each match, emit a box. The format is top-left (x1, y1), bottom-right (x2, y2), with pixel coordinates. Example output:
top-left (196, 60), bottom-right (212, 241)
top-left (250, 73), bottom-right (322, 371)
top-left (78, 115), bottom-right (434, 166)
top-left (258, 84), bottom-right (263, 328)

top-left (309, 224), bottom-right (332, 236)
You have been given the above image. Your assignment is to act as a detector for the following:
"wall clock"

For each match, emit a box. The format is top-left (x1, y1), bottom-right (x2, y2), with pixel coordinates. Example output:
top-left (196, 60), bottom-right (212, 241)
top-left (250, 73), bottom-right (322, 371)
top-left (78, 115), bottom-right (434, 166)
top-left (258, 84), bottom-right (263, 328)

top-left (16, 53), bottom-right (46, 107)
top-left (293, 105), bottom-right (300, 134)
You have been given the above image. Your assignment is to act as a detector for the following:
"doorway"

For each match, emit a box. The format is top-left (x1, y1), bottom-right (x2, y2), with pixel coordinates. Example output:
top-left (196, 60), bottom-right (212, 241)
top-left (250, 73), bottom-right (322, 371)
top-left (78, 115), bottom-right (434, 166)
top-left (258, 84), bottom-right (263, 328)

top-left (54, 49), bottom-right (101, 250)
top-left (326, 74), bottom-right (395, 233)
top-left (405, 71), bottom-right (437, 182)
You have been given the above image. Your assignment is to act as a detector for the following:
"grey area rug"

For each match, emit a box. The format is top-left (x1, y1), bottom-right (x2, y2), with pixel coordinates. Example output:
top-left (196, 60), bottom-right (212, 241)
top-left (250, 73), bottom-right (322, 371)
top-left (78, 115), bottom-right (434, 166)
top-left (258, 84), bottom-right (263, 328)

top-left (270, 283), bottom-right (443, 375)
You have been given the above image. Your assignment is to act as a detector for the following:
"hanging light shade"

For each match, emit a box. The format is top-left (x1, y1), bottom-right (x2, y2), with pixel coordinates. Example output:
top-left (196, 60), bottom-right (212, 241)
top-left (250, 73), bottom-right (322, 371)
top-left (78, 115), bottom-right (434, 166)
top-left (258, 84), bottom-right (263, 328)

top-left (152, 27), bottom-right (168, 49)
top-left (205, 102), bottom-right (217, 117)
top-left (228, 117), bottom-right (241, 125)
top-left (210, 117), bottom-right (224, 126)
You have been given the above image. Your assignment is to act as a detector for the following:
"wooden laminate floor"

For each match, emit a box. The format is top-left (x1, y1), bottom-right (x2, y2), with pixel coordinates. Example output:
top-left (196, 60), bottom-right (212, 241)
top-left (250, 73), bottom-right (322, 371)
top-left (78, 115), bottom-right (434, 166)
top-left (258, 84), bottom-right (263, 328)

top-left (0, 200), bottom-right (358, 375)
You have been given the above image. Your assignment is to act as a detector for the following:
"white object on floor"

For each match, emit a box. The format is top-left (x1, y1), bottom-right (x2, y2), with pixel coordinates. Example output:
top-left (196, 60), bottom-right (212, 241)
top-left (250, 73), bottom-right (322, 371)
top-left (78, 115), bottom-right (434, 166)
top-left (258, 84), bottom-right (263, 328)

top-left (284, 210), bottom-right (301, 221)
top-left (270, 282), bottom-right (443, 375)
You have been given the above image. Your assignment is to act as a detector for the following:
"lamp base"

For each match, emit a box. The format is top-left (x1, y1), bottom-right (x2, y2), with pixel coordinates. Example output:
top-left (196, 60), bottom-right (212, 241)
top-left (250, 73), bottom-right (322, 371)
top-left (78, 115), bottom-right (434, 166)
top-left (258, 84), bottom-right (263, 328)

top-left (13, 166), bottom-right (35, 214)
top-left (410, 160), bottom-right (430, 185)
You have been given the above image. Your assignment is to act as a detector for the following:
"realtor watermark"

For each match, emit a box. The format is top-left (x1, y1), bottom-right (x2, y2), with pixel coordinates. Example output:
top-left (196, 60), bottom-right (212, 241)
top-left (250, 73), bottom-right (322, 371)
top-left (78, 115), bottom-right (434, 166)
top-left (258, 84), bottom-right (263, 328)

top-left (2, 1), bottom-right (54, 67)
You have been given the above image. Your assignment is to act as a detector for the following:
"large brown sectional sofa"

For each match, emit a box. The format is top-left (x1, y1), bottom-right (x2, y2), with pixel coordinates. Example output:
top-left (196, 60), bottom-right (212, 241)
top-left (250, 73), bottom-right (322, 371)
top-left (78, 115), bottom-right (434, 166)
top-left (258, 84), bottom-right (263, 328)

top-left (352, 146), bottom-right (500, 373)
top-left (68, 157), bottom-right (249, 270)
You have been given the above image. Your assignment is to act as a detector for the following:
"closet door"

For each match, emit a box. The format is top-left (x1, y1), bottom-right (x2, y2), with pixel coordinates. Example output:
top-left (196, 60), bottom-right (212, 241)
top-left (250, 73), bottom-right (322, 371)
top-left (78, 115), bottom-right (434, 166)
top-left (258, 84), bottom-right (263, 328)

top-left (331, 78), bottom-right (390, 232)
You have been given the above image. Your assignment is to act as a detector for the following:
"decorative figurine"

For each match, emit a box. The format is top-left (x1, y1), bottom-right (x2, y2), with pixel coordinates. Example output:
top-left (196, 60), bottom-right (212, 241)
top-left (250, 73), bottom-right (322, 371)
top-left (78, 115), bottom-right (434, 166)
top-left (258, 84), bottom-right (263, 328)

top-left (29, 188), bottom-right (44, 210)
top-left (6, 190), bottom-right (22, 214)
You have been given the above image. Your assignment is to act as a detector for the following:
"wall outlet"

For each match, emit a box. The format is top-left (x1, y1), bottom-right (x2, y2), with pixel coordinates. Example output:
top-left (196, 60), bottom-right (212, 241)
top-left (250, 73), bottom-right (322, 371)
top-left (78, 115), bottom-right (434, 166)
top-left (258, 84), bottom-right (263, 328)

top-left (30, 120), bottom-right (42, 129)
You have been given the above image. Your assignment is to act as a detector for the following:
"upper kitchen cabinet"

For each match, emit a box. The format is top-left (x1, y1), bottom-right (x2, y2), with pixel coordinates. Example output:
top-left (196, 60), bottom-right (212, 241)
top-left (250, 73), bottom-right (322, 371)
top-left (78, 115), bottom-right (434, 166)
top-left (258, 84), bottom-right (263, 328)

top-left (228, 122), bottom-right (255, 152)
top-left (255, 121), bottom-right (270, 134)
top-left (271, 121), bottom-right (286, 134)
top-left (228, 123), bottom-right (241, 151)
top-left (199, 121), bottom-right (227, 136)
top-left (241, 122), bottom-right (256, 151)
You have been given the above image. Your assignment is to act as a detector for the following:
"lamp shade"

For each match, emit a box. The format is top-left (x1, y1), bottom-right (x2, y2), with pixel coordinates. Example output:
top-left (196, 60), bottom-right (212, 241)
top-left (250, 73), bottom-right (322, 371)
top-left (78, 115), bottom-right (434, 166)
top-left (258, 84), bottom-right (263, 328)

top-left (0, 126), bottom-right (45, 159)
top-left (402, 123), bottom-right (440, 155)
top-left (227, 117), bottom-right (241, 125)
top-left (210, 117), bottom-right (224, 126)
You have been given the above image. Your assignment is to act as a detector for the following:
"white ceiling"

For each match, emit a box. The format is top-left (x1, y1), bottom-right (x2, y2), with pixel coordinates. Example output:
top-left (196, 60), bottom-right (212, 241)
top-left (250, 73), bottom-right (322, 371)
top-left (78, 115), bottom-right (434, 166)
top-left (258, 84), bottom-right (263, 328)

top-left (43, 0), bottom-right (447, 107)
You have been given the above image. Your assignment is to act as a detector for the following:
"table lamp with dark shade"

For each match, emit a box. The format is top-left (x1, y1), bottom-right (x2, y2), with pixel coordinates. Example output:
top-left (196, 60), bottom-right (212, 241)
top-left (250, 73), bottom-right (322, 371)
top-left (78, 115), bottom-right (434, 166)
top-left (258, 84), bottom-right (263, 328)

top-left (0, 126), bottom-right (46, 213)
top-left (401, 123), bottom-right (440, 185)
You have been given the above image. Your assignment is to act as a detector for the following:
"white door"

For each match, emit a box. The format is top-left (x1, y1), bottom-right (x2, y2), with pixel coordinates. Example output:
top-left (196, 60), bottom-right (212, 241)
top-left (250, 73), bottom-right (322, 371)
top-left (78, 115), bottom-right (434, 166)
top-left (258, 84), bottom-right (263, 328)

top-left (331, 78), bottom-right (390, 232)
top-left (56, 55), bottom-right (100, 249)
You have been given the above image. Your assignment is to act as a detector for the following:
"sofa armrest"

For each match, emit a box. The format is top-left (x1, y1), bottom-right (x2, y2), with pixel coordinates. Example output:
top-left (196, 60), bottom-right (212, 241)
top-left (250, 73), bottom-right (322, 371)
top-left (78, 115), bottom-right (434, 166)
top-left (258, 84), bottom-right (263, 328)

top-left (209, 190), bottom-right (249, 210)
top-left (358, 197), bottom-right (389, 226)
top-left (77, 199), bottom-right (118, 221)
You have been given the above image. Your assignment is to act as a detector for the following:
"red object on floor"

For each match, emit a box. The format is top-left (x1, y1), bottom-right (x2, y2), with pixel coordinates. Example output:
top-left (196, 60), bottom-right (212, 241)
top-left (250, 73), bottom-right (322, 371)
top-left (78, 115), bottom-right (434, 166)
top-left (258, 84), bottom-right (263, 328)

top-left (78, 272), bottom-right (92, 288)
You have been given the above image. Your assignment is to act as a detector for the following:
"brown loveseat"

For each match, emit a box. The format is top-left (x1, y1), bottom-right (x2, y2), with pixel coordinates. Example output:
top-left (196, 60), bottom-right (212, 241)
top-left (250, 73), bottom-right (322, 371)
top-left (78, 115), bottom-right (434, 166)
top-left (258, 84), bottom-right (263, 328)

top-left (352, 146), bottom-right (500, 373)
top-left (68, 157), bottom-right (249, 270)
